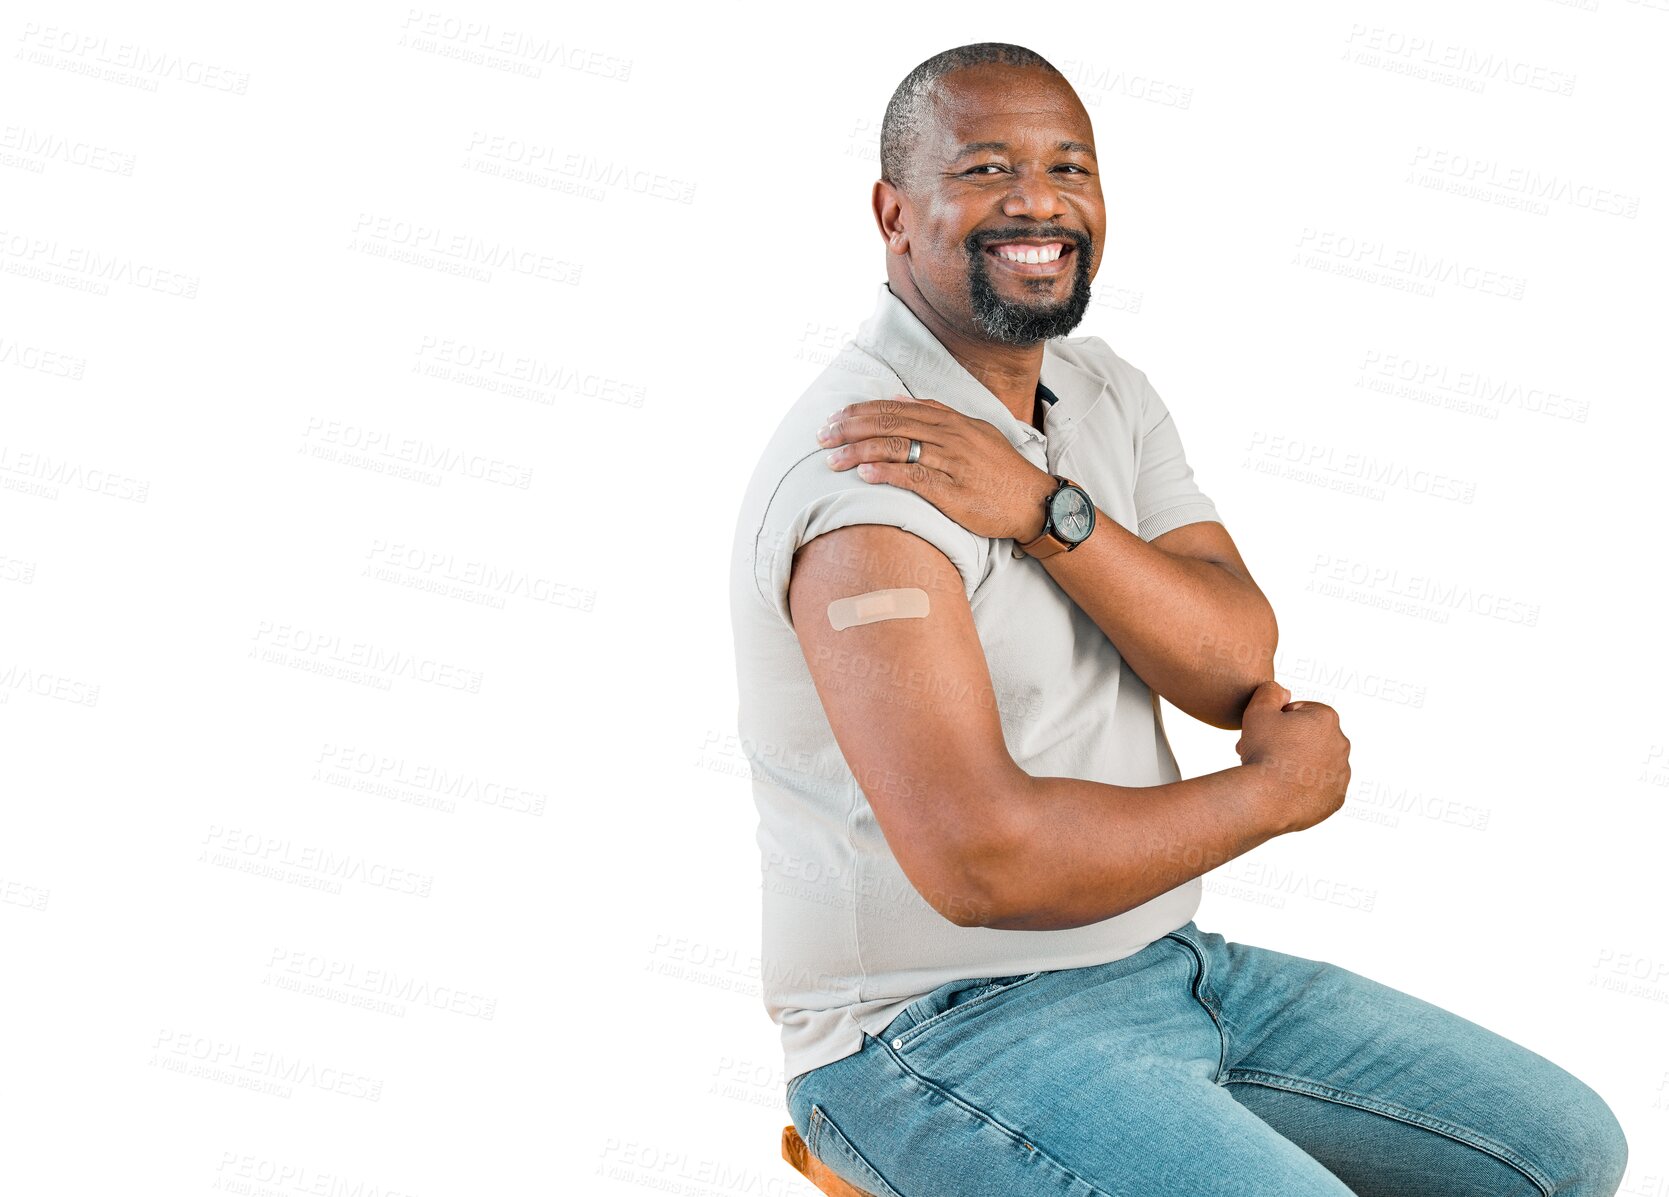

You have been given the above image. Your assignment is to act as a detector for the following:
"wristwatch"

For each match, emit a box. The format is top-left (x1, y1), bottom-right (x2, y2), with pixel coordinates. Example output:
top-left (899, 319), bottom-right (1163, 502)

top-left (1017, 474), bottom-right (1096, 559)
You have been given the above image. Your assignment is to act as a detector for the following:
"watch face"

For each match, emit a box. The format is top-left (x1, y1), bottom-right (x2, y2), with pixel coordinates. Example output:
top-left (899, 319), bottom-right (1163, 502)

top-left (1049, 485), bottom-right (1094, 543)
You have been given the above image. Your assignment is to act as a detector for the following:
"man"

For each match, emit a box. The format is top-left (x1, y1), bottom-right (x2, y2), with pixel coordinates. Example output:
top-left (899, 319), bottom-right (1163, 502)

top-left (727, 42), bottom-right (1627, 1197)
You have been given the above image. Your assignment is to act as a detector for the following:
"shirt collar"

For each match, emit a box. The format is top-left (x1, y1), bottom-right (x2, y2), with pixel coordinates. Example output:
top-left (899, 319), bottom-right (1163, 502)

top-left (849, 281), bottom-right (1107, 453)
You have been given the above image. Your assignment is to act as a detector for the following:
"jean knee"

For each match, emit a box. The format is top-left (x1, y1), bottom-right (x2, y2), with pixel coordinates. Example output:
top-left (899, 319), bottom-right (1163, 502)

top-left (1587, 1100), bottom-right (1628, 1194)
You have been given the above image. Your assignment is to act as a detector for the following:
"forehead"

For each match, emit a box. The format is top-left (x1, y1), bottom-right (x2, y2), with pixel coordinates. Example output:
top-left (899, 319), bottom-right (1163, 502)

top-left (921, 66), bottom-right (1092, 154)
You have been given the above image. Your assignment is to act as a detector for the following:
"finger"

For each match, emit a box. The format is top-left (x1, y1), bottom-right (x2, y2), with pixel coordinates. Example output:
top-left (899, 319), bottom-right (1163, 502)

top-left (825, 434), bottom-right (943, 472)
top-left (1249, 680), bottom-right (1288, 711)
top-left (819, 399), bottom-right (950, 447)
top-left (852, 459), bottom-right (949, 495)
top-left (824, 396), bottom-right (932, 423)
top-left (819, 411), bottom-right (928, 447)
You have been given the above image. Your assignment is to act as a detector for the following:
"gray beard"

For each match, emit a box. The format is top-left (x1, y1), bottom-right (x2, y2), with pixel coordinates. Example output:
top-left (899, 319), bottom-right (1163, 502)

top-left (966, 247), bottom-right (1094, 345)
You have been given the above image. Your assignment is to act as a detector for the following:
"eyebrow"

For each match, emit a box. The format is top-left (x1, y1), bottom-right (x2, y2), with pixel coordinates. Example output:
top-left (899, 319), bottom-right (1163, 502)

top-left (949, 139), bottom-right (1096, 160)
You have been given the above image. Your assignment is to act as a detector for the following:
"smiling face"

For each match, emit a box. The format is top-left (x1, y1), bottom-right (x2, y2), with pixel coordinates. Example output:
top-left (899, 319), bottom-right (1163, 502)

top-left (882, 63), bottom-right (1104, 346)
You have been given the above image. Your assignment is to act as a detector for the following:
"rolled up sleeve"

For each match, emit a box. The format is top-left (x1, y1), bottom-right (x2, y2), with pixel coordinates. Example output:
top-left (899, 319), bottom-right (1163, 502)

top-left (1134, 374), bottom-right (1221, 543)
top-left (753, 451), bottom-right (986, 631)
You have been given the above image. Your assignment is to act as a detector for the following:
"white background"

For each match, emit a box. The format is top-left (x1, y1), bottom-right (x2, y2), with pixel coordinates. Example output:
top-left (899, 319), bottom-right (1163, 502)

top-left (3, 1), bottom-right (1666, 1193)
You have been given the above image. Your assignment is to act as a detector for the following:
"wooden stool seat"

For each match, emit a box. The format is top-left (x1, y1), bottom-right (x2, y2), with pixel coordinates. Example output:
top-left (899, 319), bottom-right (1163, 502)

top-left (782, 1124), bottom-right (880, 1197)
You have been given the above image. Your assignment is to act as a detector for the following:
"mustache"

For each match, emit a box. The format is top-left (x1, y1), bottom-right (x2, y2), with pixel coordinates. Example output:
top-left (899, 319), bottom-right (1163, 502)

top-left (969, 228), bottom-right (1091, 252)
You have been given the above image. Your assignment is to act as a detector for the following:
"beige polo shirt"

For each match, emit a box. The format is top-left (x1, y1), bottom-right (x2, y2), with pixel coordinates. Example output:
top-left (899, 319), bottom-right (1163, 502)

top-left (728, 281), bottom-right (1223, 1084)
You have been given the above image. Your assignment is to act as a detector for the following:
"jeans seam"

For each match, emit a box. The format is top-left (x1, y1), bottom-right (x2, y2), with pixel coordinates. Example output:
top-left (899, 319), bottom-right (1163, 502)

top-left (1221, 1068), bottom-right (1555, 1197)
top-left (874, 1036), bottom-right (1116, 1197)
top-left (808, 1104), bottom-right (904, 1197)
top-left (1163, 932), bottom-right (1227, 1085)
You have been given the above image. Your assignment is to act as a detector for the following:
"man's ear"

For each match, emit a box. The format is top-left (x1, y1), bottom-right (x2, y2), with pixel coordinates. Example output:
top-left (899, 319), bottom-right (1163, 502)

top-left (872, 179), bottom-right (909, 254)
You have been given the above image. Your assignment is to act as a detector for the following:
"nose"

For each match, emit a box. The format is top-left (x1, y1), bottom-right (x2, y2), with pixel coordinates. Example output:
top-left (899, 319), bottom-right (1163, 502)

top-left (1001, 166), bottom-right (1069, 222)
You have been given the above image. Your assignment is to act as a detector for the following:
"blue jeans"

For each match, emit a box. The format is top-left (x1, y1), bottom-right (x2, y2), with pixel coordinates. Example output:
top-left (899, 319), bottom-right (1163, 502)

top-left (785, 921), bottom-right (1627, 1196)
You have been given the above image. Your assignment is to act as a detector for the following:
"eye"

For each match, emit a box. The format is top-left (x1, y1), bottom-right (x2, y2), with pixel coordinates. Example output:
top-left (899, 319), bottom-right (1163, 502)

top-left (963, 162), bottom-right (1091, 176)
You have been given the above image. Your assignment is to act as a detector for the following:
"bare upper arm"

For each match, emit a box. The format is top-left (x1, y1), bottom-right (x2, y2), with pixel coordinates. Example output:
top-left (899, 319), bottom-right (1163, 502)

top-left (787, 522), bottom-right (1019, 928)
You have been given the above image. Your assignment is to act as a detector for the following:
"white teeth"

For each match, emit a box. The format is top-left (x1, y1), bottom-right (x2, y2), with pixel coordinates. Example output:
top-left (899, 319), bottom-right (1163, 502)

top-left (995, 244), bottom-right (1062, 263)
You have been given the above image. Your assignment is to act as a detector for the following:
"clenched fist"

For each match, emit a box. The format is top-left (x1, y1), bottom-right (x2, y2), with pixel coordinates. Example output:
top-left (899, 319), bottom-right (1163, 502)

top-left (1236, 680), bottom-right (1352, 835)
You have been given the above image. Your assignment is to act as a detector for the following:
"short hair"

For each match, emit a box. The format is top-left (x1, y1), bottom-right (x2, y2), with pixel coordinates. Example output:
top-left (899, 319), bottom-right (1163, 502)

top-left (880, 43), bottom-right (1066, 190)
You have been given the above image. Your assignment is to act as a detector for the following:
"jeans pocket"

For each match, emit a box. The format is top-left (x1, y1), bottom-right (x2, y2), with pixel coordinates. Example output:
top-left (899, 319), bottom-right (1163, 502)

top-left (887, 970), bottom-right (1044, 1052)
top-left (808, 1102), bottom-right (905, 1197)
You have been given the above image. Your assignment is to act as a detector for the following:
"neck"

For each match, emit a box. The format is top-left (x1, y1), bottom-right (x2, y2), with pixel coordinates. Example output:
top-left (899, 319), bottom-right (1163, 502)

top-left (886, 278), bottom-right (1043, 428)
top-left (1030, 386), bottom-right (1050, 434)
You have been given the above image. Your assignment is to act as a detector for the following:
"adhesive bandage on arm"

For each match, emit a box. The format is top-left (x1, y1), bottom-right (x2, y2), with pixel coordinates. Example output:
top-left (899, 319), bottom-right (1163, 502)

top-left (826, 587), bottom-right (931, 631)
